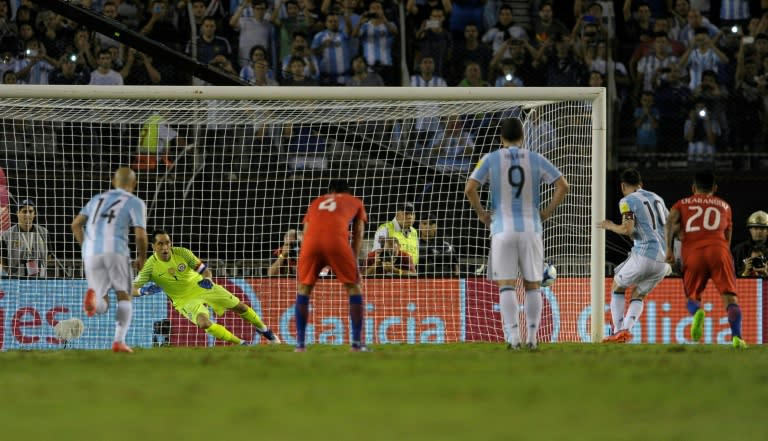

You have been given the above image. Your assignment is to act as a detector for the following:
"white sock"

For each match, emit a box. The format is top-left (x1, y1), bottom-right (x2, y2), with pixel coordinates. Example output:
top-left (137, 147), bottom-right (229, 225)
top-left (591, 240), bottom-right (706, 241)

top-left (524, 289), bottom-right (542, 345)
top-left (96, 295), bottom-right (108, 314)
top-left (499, 287), bottom-right (520, 345)
top-left (622, 299), bottom-right (644, 332)
top-left (114, 300), bottom-right (133, 343)
top-left (610, 292), bottom-right (626, 334)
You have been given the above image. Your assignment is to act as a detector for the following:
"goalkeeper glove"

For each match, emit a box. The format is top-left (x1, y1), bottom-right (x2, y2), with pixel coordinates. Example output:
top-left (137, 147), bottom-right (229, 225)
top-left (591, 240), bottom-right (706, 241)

top-left (198, 278), bottom-right (214, 289)
top-left (138, 284), bottom-right (163, 296)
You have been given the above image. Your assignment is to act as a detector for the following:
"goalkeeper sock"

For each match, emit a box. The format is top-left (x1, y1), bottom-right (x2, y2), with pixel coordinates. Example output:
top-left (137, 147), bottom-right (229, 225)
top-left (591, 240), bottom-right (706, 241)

top-left (238, 306), bottom-right (267, 331)
top-left (114, 300), bottom-right (132, 343)
top-left (295, 294), bottom-right (310, 347)
top-left (499, 286), bottom-right (520, 345)
top-left (686, 298), bottom-right (701, 316)
top-left (524, 289), bottom-right (542, 344)
top-left (726, 303), bottom-right (742, 338)
top-left (610, 292), bottom-right (625, 333)
top-left (206, 323), bottom-right (242, 344)
top-left (349, 294), bottom-right (364, 345)
top-left (622, 299), bottom-right (644, 332)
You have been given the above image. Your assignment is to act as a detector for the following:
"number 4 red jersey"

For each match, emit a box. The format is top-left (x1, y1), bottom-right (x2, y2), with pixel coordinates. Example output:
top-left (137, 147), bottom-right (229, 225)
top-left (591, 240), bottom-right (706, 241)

top-left (303, 193), bottom-right (368, 247)
top-left (672, 194), bottom-right (732, 251)
top-left (299, 193), bottom-right (368, 286)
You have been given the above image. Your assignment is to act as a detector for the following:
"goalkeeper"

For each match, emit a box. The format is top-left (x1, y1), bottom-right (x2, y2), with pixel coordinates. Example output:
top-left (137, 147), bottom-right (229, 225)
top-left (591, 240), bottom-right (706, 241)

top-left (133, 230), bottom-right (280, 345)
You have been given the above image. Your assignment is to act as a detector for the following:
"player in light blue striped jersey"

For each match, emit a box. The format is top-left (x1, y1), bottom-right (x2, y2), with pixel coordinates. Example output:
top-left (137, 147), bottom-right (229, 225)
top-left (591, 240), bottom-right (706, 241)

top-left (71, 167), bottom-right (148, 353)
top-left (465, 118), bottom-right (569, 350)
top-left (599, 168), bottom-right (671, 343)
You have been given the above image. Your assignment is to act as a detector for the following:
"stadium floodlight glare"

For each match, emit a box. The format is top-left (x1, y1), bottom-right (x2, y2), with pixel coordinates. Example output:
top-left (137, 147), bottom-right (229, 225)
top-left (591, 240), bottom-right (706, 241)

top-left (0, 85), bottom-right (606, 348)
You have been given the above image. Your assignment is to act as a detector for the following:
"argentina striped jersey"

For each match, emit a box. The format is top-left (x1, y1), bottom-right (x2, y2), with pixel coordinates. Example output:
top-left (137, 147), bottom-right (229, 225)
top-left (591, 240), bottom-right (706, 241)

top-left (620, 189), bottom-right (668, 261)
top-left (469, 146), bottom-right (562, 235)
top-left (79, 189), bottom-right (147, 259)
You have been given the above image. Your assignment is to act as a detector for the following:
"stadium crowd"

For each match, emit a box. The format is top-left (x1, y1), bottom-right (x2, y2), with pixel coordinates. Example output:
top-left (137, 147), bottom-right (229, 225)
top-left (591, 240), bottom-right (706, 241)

top-left (1, 0), bottom-right (767, 165)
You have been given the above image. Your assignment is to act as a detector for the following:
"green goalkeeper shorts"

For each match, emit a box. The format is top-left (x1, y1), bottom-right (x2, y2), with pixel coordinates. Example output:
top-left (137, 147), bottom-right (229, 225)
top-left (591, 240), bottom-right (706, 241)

top-left (175, 285), bottom-right (240, 323)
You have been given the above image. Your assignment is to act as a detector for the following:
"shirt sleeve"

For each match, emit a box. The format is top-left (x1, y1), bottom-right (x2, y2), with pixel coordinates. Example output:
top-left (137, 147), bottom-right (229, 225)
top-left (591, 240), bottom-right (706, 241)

top-left (133, 256), bottom-right (155, 287)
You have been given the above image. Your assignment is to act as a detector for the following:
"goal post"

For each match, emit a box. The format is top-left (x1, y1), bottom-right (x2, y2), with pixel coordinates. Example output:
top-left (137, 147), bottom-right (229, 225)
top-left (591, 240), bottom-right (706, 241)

top-left (0, 85), bottom-right (606, 349)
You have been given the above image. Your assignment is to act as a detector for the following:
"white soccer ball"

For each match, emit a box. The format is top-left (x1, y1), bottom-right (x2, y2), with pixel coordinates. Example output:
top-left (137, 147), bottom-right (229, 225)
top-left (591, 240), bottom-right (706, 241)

top-left (541, 262), bottom-right (557, 288)
top-left (54, 318), bottom-right (85, 341)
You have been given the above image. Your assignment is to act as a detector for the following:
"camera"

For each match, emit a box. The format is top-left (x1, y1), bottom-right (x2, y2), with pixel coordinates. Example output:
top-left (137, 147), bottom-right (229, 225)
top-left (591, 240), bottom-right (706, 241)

top-left (698, 109), bottom-right (707, 118)
top-left (69, 53), bottom-right (78, 62)
top-left (505, 73), bottom-right (513, 81)
top-left (379, 249), bottom-right (394, 263)
top-left (749, 255), bottom-right (767, 269)
top-left (25, 48), bottom-right (37, 57)
top-left (426, 19), bottom-right (440, 29)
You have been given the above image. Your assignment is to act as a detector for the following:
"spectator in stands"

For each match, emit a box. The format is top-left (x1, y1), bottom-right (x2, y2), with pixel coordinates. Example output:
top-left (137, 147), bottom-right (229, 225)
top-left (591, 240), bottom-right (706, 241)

top-left (718, 0), bottom-right (751, 30)
top-left (693, 69), bottom-right (729, 140)
top-left (534, 32), bottom-right (587, 86)
top-left (89, 49), bottom-right (123, 85)
top-left (353, 0), bottom-right (398, 85)
top-left (457, 61), bottom-right (488, 87)
top-left (634, 91), bottom-right (660, 164)
top-left (94, 2), bottom-right (123, 58)
top-left (532, 1), bottom-right (569, 48)
top-left (410, 56), bottom-right (447, 148)
top-left (670, 0), bottom-right (690, 41)
top-left (49, 53), bottom-right (89, 84)
top-left (449, 23), bottom-right (491, 86)
top-left (121, 48), bottom-right (163, 85)
top-left (71, 27), bottom-right (96, 71)
top-left (281, 32), bottom-right (318, 81)
top-left (281, 55), bottom-right (318, 85)
top-left (732, 38), bottom-right (767, 153)
top-left (482, 5), bottom-right (528, 56)
top-left (240, 45), bottom-right (276, 84)
top-left (371, 202), bottom-right (419, 266)
top-left (684, 97), bottom-right (721, 167)
top-left (418, 212), bottom-right (459, 277)
top-left (38, 10), bottom-right (71, 61)
top-left (621, 0), bottom-right (655, 51)
top-left (16, 38), bottom-right (56, 84)
top-left (311, 12), bottom-right (352, 85)
top-left (229, 0), bottom-right (272, 70)
top-left (267, 228), bottom-right (301, 277)
top-left (634, 32), bottom-right (681, 93)
top-left (177, 0), bottom-right (208, 39)
top-left (679, 28), bottom-right (728, 90)
top-left (447, 0), bottom-right (481, 44)
top-left (654, 66), bottom-right (692, 153)
top-left (283, 121), bottom-right (327, 170)
top-left (345, 54), bottom-right (384, 86)
top-left (427, 115), bottom-right (476, 173)
top-left (414, 7), bottom-right (452, 78)
top-left (273, 0), bottom-right (316, 62)
top-left (493, 57), bottom-right (524, 87)
top-left (0, 199), bottom-right (50, 278)
top-left (186, 16), bottom-right (232, 66)
top-left (248, 58), bottom-right (279, 85)
top-left (679, 8), bottom-right (719, 46)
top-left (405, 0), bottom-right (452, 44)
top-left (364, 237), bottom-right (416, 277)
top-left (0, 1), bottom-right (17, 40)
top-left (140, 0), bottom-right (183, 52)
top-left (132, 112), bottom-right (181, 173)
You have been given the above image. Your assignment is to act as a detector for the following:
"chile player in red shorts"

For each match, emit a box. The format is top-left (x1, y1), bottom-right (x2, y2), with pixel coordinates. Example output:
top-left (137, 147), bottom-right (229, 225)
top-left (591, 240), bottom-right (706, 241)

top-left (665, 171), bottom-right (746, 348)
top-left (294, 179), bottom-right (368, 352)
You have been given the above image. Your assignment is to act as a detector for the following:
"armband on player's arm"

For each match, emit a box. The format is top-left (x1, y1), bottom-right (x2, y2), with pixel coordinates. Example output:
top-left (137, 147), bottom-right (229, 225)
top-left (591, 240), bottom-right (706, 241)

top-left (195, 261), bottom-right (208, 275)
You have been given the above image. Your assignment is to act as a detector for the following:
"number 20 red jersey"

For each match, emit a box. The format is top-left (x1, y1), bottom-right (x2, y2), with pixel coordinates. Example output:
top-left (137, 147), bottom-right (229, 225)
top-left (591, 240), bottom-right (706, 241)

top-left (671, 194), bottom-right (732, 251)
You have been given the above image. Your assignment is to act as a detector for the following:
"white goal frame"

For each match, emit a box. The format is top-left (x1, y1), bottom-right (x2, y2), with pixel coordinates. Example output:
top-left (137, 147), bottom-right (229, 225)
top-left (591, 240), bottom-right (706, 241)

top-left (0, 85), bottom-right (607, 343)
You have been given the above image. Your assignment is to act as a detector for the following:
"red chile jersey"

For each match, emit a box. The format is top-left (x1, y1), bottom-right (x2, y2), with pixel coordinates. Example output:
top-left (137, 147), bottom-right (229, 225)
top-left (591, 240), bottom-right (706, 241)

top-left (302, 192), bottom-right (368, 247)
top-left (672, 194), bottom-right (732, 251)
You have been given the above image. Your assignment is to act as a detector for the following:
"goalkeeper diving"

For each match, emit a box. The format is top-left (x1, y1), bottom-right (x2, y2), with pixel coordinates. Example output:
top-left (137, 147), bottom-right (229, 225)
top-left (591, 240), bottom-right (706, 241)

top-left (133, 230), bottom-right (280, 345)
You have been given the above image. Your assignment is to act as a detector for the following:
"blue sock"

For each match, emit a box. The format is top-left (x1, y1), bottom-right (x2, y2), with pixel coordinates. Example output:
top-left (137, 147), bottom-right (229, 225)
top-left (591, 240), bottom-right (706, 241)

top-left (349, 294), bottom-right (363, 346)
top-left (686, 298), bottom-right (701, 316)
top-left (295, 294), bottom-right (310, 347)
top-left (727, 304), bottom-right (742, 338)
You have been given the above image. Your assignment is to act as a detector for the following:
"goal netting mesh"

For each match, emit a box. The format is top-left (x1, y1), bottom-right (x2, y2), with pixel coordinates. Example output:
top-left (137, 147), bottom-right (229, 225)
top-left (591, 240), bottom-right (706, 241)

top-left (0, 86), bottom-right (604, 350)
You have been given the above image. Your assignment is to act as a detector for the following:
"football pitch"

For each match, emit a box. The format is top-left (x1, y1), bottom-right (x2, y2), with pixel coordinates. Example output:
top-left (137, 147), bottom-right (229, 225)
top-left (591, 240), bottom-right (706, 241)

top-left (1, 343), bottom-right (766, 441)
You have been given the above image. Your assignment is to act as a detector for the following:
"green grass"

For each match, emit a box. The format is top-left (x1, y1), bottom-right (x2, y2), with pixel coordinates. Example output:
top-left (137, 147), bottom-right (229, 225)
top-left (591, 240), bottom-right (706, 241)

top-left (1, 344), bottom-right (767, 441)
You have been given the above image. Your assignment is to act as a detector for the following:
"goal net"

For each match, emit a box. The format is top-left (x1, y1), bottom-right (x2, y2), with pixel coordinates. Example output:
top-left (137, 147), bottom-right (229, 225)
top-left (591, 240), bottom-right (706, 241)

top-left (0, 86), bottom-right (606, 350)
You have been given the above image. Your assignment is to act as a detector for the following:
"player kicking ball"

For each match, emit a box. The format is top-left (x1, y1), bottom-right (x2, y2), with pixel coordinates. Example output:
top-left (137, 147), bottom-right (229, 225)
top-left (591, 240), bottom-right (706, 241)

top-left (133, 230), bottom-right (280, 345)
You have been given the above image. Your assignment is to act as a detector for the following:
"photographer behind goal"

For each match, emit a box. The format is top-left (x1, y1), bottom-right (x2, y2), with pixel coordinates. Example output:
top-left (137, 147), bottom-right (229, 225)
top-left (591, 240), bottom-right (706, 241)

top-left (733, 210), bottom-right (768, 277)
top-left (364, 237), bottom-right (416, 277)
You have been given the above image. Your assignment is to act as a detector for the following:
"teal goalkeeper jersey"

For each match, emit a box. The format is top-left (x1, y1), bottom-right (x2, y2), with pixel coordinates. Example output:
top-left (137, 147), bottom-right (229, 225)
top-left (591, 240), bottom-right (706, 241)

top-left (134, 247), bottom-right (206, 302)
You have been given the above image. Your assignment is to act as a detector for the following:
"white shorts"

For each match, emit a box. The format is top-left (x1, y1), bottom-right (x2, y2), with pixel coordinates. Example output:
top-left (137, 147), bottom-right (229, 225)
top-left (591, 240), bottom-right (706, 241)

top-left (488, 231), bottom-right (543, 282)
top-left (84, 254), bottom-right (134, 297)
top-left (614, 253), bottom-right (669, 296)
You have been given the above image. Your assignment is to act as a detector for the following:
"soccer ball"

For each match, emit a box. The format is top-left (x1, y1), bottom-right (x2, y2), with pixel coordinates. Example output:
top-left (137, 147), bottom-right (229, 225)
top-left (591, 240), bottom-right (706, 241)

top-left (541, 262), bottom-right (557, 288)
